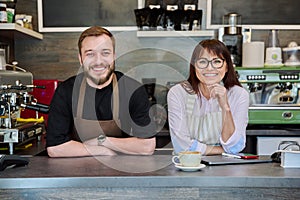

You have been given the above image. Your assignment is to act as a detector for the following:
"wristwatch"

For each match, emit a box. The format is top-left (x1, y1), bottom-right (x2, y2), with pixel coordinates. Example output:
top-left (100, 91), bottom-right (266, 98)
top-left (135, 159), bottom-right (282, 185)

top-left (97, 134), bottom-right (106, 146)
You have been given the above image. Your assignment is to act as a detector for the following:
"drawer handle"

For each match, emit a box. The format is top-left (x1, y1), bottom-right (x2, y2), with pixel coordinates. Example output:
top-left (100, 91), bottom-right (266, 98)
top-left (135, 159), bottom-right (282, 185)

top-left (282, 111), bottom-right (293, 119)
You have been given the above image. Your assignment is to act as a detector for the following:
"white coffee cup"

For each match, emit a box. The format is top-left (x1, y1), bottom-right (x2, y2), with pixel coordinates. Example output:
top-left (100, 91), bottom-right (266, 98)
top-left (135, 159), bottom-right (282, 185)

top-left (172, 151), bottom-right (202, 167)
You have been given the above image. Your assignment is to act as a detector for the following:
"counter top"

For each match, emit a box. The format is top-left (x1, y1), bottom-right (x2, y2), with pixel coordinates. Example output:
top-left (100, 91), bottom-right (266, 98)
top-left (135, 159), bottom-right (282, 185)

top-left (1, 155), bottom-right (299, 199)
top-left (1, 155), bottom-right (299, 189)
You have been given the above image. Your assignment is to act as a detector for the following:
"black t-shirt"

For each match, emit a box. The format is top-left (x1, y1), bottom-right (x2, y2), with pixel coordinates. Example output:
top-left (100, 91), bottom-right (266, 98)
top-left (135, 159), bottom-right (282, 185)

top-left (46, 71), bottom-right (156, 147)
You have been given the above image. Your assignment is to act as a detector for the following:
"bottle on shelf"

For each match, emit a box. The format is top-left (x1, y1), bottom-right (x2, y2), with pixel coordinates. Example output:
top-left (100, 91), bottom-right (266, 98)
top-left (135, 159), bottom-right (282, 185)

top-left (0, 3), bottom-right (7, 23)
top-left (192, 20), bottom-right (200, 31)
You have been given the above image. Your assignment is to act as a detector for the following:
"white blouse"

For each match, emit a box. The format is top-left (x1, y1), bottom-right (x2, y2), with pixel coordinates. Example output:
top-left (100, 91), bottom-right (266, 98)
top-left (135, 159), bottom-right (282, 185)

top-left (167, 83), bottom-right (249, 154)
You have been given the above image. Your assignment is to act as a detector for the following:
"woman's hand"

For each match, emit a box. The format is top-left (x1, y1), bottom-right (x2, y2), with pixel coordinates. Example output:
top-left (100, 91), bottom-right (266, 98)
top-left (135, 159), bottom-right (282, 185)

top-left (208, 83), bottom-right (230, 111)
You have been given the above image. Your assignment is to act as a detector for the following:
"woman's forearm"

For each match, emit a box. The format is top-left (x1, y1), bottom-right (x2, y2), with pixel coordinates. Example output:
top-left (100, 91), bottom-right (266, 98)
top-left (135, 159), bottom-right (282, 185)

top-left (221, 107), bottom-right (235, 142)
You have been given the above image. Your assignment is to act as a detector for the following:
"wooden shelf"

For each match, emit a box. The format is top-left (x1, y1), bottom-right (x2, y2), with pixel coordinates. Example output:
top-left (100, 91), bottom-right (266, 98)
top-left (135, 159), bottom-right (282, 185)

top-left (137, 30), bottom-right (215, 38)
top-left (0, 23), bottom-right (43, 40)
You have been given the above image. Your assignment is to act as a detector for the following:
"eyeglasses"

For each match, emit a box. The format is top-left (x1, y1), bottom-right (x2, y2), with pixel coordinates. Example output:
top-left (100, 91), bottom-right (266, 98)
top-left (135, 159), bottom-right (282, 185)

top-left (195, 58), bottom-right (225, 69)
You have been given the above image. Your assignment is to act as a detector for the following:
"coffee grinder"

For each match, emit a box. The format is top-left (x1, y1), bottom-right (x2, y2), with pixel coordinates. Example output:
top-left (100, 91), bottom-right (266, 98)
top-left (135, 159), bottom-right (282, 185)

top-left (222, 13), bottom-right (243, 67)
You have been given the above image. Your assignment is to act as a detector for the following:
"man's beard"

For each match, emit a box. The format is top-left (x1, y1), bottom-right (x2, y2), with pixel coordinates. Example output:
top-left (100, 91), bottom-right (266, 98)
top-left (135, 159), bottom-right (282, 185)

top-left (84, 64), bottom-right (115, 85)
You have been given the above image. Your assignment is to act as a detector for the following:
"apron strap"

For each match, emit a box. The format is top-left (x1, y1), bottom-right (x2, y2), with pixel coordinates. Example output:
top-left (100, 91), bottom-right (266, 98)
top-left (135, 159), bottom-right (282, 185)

top-left (112, 74), bottom-right (119, 121)
top-left (180, 80), bottom-right (197, 115)
top-left (186, 94), bottom-right (197, 115)
top-left (113, 74), bottom-right (121, 127)
top-left (77, 77), bottom-right (86, 118)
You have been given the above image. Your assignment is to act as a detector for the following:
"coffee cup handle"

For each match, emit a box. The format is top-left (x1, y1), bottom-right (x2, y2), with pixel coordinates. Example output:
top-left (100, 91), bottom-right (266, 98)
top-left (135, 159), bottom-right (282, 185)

top-left (172, 156), bottom-right (180, 165)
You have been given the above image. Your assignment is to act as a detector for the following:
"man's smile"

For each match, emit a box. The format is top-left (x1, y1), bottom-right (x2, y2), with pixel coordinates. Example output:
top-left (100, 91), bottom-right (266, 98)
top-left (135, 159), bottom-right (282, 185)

top-left (90, 65), bottom-right (109, 73)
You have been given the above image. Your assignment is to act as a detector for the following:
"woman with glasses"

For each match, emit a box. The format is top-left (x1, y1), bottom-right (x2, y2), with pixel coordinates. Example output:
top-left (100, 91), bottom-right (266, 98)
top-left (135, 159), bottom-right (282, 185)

top-left (167, 39), bottom-right (249, 155)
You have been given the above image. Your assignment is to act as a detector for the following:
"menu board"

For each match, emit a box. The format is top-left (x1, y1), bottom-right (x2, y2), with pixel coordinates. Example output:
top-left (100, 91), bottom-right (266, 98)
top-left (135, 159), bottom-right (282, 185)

top-left (38, 0), bottom-right (139, 32)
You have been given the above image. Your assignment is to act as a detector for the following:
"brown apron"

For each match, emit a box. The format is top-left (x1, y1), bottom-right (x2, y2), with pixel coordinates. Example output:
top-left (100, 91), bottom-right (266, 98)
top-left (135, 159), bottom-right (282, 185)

top-left (73, 74), bottom-right (122, 142)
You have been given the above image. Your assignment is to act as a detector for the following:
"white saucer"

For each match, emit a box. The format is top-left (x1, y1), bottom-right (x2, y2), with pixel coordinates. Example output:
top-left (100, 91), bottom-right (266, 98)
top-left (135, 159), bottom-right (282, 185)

top-left (174, 164), bottom-right (206, 172)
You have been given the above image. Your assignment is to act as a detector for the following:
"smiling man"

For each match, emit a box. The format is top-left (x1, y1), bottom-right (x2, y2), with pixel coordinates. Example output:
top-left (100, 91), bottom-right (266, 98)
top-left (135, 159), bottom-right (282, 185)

top-left (46, 26), bottom-right (156, 157)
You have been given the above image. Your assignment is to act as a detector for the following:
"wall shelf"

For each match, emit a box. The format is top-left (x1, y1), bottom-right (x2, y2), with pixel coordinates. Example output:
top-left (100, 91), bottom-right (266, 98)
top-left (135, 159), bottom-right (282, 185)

top-left (137, 30), bottom-right (215, 38)
top-left (0, 23), bottom-right (43, 40)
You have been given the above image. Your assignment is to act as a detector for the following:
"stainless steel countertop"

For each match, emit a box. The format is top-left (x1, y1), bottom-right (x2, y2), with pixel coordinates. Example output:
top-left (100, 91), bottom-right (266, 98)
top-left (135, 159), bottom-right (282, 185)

top-left (0, 155), bottom-right (299, 189)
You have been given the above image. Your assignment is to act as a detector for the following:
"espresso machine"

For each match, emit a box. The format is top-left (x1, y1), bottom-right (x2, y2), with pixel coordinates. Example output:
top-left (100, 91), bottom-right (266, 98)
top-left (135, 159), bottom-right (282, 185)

top-left (0, 68), bottom-right (48, 154)
top-left (235, 67), bottom-right (300, 125)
